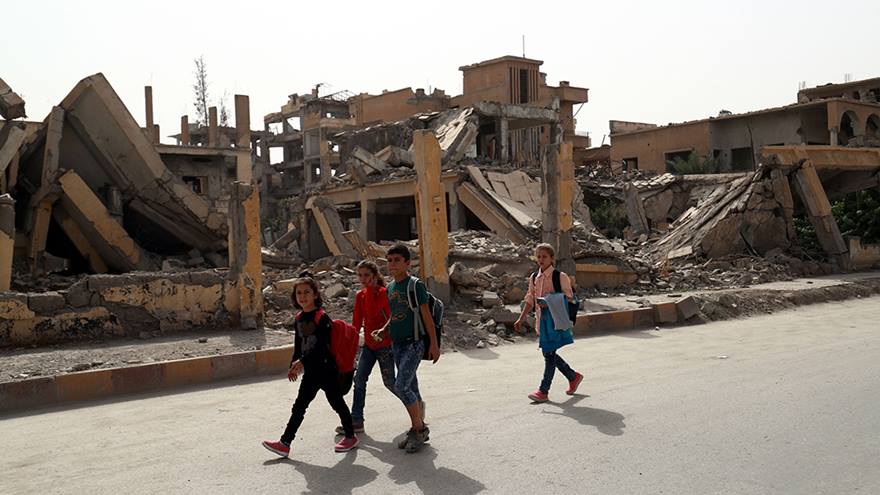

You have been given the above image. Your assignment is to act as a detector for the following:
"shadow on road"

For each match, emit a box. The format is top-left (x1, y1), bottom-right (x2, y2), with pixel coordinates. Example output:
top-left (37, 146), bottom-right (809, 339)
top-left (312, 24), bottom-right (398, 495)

top-left (542, 395), bottom-right (626, 436)
top-left (358, 433), bottom-right (486, 494)
top-left (458, 347), bottom-right (500, 360)
top-left (263, 449), bottom-right (379, 494)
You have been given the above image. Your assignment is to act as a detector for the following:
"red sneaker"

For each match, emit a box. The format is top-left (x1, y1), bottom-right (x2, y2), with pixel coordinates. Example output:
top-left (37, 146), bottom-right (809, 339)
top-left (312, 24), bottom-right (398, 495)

top-left (528, 390), bottom-right (549, 403)
top-left (262, 440), bottom-right (290, 458)
top-left (566, 372), bottom-right (584, 395)
top-left (334, 435), bottom-right (359, 452)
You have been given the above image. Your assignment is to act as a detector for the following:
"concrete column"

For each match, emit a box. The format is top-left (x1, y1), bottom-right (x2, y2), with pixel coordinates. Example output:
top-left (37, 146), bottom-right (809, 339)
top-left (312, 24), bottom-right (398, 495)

top-left (447, 187), bottom-right (464, 231)
top-left (791, 160), bottom-right (851, 270)
top-left (234, 96), bottom-right (253, 182)
top-left (208, 106), bottom-right (219, 147)
top-left (319, 129), bottom-right (332, 182)
top-left (541, 125), bottom-right (576, 278)
top-left (413, 130), bottom-right (451, 303)
top-left (497, 118), bottom-right (509, 163)
top-left (829, 128), bottom-right (839, 146)
top-left (234, 95), bottom-right (250, 149)
top-left (153, 124), bottom-right (160, 145)
top-left (28, 198), bottom-right (53, 275)
top-left (226, 181), bottom-right (263, 329)
top-left (304, 160), bottom-right (314, 185)
top-left (359, 191), bottom-right (376, 242)
top-left (144, 86), bottom-right (155, 143)
top-left (180, 115), bottom-right (190, 145)
top-left (0, 194), bottom-right (14, 291)
top-left (104, 185), bottom-right (124, 222)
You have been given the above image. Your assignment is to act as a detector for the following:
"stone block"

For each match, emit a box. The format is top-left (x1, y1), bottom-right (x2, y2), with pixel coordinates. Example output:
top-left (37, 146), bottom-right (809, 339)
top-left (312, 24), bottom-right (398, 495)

top-left (211, 351), bottom-right (257, 380)
top-left (481, 291), bottom-right (502, 308)
top-left (110, 363), bottom-right (163, 396)
top-left (485, 306), bottom-right (519, 324)
top-left (162, 357), bottom-right (213, 388)
top-left (0, 377), bottom-right (57, 412)
top-left (632, 307), bottom-right (655, 329)
top-left (64, 281), bottom-right (93, 308)
top-left (55, 369), bottom-right (113, 403)
top-left (675, 296), bottom-right (701, 320)
top-left (256, 346), bottom-right (294, 375)
top-left (325, 283), bottom-right (348, 299)
top-left (27, 291), bottom-right (67, 314)
top-left (653, 302), bottom-right (678, 324)
top-left (189, 270), bottom-right (223, 287)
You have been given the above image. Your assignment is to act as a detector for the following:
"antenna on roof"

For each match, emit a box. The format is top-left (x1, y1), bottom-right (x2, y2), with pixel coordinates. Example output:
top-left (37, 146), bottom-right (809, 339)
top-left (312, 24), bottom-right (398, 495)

top-left (522, 35), bottom-right (526, 58)
top-left (844, 73), bottom-right (853, 83)
top-left (798, 80), bottom-right (807, 91)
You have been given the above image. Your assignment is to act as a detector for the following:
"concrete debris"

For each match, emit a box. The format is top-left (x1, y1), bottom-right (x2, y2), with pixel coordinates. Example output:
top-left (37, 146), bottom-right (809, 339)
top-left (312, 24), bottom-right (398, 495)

top-left (4, 58), bottom-right (880, 356)
top-left (0, 77), bottom-right (26, 120)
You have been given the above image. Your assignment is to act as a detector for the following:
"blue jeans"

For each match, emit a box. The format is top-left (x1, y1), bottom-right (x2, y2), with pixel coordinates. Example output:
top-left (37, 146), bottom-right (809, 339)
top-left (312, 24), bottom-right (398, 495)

top-left (392, 339), bottom-right (424, 406)
top-left (540, 349), bottom-right (576, 393)
top-left (351, 345), bottom-right (398, 423)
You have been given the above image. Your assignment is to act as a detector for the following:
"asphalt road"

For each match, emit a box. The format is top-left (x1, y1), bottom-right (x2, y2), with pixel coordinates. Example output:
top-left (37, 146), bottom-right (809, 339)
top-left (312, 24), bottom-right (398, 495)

top-left (2, 297), bottom-right (879, 494)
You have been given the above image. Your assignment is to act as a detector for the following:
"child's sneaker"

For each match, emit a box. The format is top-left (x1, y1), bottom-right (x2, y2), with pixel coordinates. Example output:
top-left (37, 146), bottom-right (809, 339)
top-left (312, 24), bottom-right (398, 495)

top-left (397, 425), bottom-right (430, 449)
top-left (262, 440), bottom-right (290, 458)
top-left (335, 422), bottom-right (365, 435)
top-left (528, 390), bottom-right (549, 403)
top-left (334, 435), bottom-right (359, 452)
top-left (405, 427), bottom-right (429, 454)
top-left (566, 372), bottom-right (584, 395)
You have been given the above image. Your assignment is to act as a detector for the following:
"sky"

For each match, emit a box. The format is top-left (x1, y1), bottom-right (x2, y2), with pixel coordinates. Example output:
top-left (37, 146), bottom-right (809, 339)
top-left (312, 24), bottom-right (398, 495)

top-left (3, 0), bottom-right (879, 146)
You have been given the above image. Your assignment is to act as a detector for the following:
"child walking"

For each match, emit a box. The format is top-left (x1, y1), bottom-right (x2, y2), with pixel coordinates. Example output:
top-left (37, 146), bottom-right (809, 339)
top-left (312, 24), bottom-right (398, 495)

top-left (383, 243), bottom-right (440, 453)
top-left (334, 260), bottom-right (398, 435)
top-left (514, 243), bottom-right (584, 403)
top-left (262, 273), bottom-right (358, 457)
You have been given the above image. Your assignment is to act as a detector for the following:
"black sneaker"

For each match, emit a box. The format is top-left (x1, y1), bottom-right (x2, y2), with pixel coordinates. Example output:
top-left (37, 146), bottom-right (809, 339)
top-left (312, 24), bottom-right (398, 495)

top-left (405, 427), bottom-right (430, 453)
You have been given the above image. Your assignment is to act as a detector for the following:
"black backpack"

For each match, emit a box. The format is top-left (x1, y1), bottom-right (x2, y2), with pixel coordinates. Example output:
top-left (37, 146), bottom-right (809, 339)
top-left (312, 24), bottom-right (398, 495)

top-left (530, 269), bottom-right (580, 325)
top-left (406, 276), bottom-right (444, 360)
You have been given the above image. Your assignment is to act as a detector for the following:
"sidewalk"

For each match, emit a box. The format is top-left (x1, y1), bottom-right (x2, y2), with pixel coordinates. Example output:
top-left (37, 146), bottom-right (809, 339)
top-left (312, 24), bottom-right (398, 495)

top-left (2, 271), bottom-right (879, 414)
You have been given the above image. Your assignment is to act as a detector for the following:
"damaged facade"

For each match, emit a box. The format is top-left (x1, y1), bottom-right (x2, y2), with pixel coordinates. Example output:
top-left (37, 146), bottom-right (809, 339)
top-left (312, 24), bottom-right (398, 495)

top-left (602, 77), bottom-right (880, 174)
top-left (1, 56), bottom-right (879, 353)
top-left (0, 74), bottom-right (264, 346)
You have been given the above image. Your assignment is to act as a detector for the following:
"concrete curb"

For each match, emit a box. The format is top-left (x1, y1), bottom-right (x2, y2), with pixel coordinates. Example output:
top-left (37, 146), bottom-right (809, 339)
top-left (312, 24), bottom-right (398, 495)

top-left (0, 297), bottom-right (700, 414)
top-left (0, 345), bottom-right (293, 414)
top-left (574, 297), bottom-right (699, 335)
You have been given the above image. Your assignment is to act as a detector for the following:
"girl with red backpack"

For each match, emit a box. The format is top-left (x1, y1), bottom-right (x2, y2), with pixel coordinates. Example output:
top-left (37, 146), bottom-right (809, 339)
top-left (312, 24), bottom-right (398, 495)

top-left (262, 272), bottom-right (358, 458)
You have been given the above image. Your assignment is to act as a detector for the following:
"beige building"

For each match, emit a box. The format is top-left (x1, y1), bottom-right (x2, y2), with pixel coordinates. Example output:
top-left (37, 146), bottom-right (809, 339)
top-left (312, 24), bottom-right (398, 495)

top-left (609, 77), bottom-right (880, 174)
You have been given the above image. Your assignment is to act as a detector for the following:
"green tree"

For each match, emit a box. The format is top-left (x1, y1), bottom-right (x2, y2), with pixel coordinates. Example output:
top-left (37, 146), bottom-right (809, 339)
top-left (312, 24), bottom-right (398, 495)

top-left (666, 152), bottom-right (719, 175)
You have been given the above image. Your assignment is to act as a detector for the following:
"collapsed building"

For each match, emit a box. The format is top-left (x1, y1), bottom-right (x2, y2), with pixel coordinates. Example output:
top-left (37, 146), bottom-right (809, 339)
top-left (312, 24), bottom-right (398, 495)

top-left (1, 58), bottom-right (878, 352)
top-left (0, 74), bottom-right (263, 346)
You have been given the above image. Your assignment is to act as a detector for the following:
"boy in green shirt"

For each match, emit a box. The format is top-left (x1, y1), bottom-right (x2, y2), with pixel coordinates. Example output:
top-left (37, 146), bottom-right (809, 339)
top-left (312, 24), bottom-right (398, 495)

top-left (382, 243), bottom-right (440, 453)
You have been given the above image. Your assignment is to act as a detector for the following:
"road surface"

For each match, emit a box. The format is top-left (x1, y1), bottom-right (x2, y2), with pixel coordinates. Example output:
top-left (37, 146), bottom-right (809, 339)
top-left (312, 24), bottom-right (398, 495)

top-left (2, 297), bottom-right (879, 494)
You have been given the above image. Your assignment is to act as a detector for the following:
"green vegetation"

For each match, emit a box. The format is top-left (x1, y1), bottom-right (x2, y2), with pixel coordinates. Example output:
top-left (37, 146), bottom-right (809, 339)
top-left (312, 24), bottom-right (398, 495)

top-left (794, 188), bottom-right (880, 256)
top-left (832, 188), bottom-right (880, 243)
top-left (666, 152), bottom-right (719, 175)
top-left (592, 199), bottom-right (628, 238)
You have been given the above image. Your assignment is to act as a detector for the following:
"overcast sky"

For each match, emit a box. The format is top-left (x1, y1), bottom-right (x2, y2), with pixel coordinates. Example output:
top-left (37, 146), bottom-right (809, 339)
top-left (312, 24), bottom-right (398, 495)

top-left (4, 0), bottom-right (878, 145)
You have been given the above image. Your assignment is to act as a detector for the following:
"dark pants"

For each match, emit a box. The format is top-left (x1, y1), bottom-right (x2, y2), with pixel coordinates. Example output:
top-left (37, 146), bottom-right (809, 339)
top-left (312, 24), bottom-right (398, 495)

top-left (539, 350), bottom-right (576, 393)
top-left (351, 346), bottom-right (398, 423)
top-left (281, 368), bottom-right (353, 444)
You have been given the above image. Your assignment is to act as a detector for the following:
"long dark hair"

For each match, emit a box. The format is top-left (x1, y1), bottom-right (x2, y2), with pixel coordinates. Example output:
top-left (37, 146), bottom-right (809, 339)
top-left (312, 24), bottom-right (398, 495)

top-left (291, 271), bottom-right (323, 310)
top-left (357, 260), bottom-right (385, 288)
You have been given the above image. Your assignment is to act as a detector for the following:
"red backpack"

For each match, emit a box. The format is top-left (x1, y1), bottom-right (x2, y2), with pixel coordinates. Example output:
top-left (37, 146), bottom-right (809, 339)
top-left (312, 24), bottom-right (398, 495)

top-left (299, 308), bottom-right (358, 373)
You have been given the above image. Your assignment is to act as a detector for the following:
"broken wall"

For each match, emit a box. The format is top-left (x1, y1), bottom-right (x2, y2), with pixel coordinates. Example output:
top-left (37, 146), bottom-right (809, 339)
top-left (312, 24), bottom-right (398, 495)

top-left (0, 270), bottom-right (233, 347)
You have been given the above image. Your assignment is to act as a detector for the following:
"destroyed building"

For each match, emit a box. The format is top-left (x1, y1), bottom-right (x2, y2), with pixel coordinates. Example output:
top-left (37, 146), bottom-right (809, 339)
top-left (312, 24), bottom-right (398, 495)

top-left (0, 74), bottom-right (263, 346)
top-left (1, 56), bottom-right (878, 355)
top-left (599, 76), bottom-right (880, 174)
